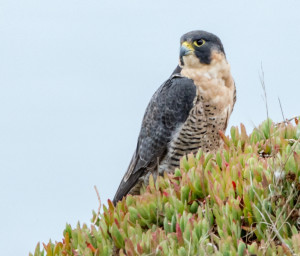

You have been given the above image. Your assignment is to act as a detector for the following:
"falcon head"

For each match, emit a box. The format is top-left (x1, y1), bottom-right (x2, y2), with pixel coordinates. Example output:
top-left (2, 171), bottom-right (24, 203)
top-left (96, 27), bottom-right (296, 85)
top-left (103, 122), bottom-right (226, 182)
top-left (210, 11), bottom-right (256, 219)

top-left (179, 30), bottom-right (225, 68)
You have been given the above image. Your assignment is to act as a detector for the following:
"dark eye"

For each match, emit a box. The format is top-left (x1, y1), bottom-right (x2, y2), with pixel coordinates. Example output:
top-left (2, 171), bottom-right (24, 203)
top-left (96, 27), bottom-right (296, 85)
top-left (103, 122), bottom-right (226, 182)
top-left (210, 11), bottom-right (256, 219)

top-left (194, 39), bottom-right (206, 47)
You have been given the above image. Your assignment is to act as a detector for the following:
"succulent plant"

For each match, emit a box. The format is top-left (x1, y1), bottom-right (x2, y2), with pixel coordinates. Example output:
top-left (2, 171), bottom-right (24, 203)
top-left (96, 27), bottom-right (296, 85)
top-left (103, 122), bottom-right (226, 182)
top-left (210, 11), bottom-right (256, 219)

top-left (31, 119), bottom-right (300, 256)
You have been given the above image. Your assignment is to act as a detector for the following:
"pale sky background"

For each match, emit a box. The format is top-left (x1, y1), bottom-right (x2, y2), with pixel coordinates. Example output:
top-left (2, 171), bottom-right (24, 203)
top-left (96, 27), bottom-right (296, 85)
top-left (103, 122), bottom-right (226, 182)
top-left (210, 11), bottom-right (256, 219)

top-left (1, 1), bottom-right (300, 255)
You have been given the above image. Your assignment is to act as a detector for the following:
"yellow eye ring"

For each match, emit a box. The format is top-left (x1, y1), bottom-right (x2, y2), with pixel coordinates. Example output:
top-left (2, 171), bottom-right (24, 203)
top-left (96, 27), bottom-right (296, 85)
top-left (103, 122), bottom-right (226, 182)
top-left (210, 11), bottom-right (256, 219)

top-left (193, 39), bottom-right (206, 47)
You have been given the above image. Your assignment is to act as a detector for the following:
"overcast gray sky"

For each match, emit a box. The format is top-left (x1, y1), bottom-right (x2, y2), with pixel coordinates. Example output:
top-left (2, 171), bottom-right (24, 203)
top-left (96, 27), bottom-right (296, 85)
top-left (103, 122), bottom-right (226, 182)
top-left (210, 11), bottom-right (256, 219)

top-left (1, 0), bottom-right (300, 255)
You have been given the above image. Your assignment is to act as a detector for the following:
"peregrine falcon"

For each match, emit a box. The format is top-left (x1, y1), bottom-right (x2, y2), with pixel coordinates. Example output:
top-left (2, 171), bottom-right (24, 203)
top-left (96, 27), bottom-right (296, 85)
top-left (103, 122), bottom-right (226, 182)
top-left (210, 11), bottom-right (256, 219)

top-left (113, 30), bottom-right (236, 205)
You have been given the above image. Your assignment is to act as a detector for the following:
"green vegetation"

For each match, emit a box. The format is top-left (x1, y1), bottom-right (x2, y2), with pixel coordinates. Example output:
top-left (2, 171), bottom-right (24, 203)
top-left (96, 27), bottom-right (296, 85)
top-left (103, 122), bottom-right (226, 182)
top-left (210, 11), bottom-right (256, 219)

top-left (31, 119), bottom-right (300, 255)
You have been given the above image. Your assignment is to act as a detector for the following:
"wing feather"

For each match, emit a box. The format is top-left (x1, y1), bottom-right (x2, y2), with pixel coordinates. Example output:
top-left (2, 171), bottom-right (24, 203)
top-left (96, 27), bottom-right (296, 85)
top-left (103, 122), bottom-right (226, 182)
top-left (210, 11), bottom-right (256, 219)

top-left (113, 75), bottom-right (196, 204)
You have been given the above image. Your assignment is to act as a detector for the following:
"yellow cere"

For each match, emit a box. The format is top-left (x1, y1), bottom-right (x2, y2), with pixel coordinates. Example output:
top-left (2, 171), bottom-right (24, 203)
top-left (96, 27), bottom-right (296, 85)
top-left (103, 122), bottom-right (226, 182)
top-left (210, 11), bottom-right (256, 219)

top-left (182, 41), bottom-right (194, 51)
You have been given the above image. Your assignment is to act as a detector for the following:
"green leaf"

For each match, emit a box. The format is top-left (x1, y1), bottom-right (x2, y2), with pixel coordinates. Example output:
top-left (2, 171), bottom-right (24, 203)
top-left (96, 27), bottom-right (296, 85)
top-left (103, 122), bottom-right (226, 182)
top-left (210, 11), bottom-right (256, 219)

top-left (238, 241), bottom-right (246, 256)
top-left (111, 223), bottom-right (125, 249)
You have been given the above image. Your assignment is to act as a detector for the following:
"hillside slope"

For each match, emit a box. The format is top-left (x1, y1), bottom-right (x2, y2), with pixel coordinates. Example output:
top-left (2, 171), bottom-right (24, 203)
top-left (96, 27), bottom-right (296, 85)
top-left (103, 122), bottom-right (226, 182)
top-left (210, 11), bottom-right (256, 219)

top-left (31, 119), bottom-right (300, 256)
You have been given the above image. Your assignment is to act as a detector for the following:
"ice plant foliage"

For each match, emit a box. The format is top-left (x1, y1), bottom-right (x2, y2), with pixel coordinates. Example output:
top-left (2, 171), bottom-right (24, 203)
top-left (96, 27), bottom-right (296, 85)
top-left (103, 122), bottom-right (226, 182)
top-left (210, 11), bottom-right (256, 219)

top-left (31, 119), bottom-right (300, 255)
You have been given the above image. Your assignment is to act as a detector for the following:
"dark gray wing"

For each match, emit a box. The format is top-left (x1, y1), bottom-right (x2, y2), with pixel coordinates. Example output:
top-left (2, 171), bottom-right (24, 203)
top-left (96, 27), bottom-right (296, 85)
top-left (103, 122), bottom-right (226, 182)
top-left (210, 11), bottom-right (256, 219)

top-left (113, 75), bottom-right (196, 204)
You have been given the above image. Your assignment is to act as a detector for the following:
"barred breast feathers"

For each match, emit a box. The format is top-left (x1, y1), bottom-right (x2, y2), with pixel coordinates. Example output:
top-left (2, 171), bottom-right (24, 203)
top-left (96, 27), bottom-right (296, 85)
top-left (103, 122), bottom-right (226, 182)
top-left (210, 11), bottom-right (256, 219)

top-left (157, 50), bottom-right (236, 174)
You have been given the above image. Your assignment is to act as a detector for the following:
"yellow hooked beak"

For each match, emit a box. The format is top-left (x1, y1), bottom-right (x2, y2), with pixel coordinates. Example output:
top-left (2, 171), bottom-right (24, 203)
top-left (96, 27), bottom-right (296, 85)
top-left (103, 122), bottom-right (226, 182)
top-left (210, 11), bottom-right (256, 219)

top-left (180, 41), bottom-right (194, 57)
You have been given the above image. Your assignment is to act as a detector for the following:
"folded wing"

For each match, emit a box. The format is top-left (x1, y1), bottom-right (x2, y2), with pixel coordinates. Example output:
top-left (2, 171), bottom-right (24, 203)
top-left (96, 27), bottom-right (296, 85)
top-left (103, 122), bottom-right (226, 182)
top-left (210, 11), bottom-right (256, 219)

top-left (113, 76), bottom-right (196, 204)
